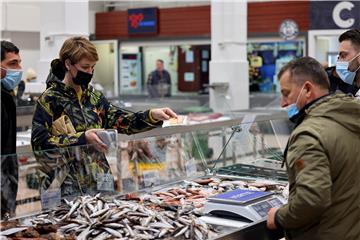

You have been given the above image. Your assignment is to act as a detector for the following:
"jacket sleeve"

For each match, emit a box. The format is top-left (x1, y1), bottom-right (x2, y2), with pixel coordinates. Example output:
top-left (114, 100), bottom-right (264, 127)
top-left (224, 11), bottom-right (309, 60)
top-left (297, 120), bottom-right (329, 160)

top-left (31, 95), bottom-right (86, 151)
top-left (276, 130), bottom-right (332, 229)
top-left (101, 95), bottom-right (162, 134)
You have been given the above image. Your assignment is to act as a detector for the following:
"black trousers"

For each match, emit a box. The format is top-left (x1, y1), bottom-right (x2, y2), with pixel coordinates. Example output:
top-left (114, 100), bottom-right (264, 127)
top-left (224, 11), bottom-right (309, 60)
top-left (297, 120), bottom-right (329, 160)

top-left (1, 155), bottom-right (18, 219)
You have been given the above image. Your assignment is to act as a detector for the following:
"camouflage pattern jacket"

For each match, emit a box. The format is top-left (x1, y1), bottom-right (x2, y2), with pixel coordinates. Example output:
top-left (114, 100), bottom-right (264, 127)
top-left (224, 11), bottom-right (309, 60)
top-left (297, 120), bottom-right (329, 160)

top-left (31, 80), bottom-right (162, 196)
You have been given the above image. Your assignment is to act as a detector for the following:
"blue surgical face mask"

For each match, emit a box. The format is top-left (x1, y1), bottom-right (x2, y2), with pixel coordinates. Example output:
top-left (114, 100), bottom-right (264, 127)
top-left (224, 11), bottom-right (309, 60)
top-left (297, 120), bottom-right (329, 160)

top-left (284, 85), bottom-right (305, 121)
top-left (336, 53), bottom-right (360, 85)
top-left (1, 67), bottom-right (23, 91)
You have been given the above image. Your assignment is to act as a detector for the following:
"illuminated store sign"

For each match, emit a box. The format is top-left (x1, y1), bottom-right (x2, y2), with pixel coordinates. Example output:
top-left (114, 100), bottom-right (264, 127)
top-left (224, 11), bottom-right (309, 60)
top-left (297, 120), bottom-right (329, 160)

top-left (128, 8), bottom-right (158, 35)
top-left (310, 1), bottom-right (360, 29)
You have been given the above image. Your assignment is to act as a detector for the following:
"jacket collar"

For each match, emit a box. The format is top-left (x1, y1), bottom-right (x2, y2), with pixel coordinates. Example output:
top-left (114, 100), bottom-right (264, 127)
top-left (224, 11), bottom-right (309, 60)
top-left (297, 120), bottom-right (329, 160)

top-left (290, 93), bottom-right (332, 128)
top-left (281, 93), bottom-right (332, 168)
top-left (1, 82), bottom-right (14, 96)
top-left (48, 79), bottom-right (92, 99)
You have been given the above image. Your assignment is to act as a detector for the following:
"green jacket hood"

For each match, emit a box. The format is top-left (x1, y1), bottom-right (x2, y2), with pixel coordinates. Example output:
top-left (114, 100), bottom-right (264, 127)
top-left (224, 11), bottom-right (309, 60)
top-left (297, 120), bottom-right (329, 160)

top-left (307, 94), bottom-right (360, 135)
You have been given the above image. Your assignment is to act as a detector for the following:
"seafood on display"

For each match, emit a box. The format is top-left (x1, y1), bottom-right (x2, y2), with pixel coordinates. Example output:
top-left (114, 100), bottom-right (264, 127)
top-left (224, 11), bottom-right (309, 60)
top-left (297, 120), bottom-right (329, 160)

top-left (137, 177), bottom-right (287, 211)
top-left (29, 193), bottom-right (218, 240)
top-left (7, 177), bottom-right (286, 239)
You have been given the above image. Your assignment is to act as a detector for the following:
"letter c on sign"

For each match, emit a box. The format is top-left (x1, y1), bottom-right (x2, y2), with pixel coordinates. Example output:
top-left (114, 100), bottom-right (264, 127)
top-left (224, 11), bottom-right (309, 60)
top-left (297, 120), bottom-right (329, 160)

top-left (332, 1), bottom-right (355, 28)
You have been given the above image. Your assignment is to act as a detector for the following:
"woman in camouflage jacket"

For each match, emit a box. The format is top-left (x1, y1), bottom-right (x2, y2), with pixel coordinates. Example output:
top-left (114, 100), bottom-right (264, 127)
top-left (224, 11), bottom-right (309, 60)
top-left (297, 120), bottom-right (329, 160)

top-left (31, 37), bottom-right (176, 197)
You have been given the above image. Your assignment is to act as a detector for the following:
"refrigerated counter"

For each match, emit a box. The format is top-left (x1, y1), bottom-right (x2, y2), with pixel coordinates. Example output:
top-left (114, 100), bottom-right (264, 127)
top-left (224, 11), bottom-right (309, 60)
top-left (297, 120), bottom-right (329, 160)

top-left (2, 113), bottom-right (290, 239)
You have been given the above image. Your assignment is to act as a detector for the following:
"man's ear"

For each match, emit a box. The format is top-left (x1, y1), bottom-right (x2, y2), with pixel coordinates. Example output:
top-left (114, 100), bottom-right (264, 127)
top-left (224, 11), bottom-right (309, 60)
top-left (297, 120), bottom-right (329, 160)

top-left (0, 67), bottom-right (6, 79)
top-left (304, 81), bottom-right (313, 97)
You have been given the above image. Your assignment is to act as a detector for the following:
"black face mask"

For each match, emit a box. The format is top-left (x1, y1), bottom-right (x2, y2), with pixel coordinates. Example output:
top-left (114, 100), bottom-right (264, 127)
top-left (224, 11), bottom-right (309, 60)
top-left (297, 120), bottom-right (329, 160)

top-left (72, 69), bottom-right (93, 88)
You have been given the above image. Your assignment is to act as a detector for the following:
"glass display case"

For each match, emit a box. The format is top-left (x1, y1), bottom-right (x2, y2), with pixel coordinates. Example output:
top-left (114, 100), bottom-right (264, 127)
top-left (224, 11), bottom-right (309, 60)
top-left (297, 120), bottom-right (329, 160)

top-left (1, 115), bottom-right (290, 239)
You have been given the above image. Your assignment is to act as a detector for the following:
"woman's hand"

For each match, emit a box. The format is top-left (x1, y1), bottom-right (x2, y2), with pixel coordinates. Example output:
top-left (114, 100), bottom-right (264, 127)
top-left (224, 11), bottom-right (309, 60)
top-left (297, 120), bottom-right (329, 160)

top-left (85, 129), bottom-right (108, 153)
top-left (150, 108), bottom-right (177, 121)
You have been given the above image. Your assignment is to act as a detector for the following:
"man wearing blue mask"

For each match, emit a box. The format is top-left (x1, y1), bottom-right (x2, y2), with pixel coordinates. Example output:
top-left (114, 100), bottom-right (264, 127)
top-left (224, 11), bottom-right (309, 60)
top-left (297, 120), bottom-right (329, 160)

top-left (267, 57), bottom-right (360, 240)
top-left (1, 40), bottom-right (22, 219)
top-left (326, 29), bottom-right (360, 98)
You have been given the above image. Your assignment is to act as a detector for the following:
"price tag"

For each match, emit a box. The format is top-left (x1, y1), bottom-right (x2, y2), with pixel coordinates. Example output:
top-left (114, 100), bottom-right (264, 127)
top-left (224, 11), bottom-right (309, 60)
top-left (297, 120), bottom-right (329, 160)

top-left (40, 188), bottom-right (61, 210)
top-left (142, 170), bottom-right (160, 188)
top-left (185, 157), bottom-right (197, 176)
top-left (97, 173), bottom-right (115, 191)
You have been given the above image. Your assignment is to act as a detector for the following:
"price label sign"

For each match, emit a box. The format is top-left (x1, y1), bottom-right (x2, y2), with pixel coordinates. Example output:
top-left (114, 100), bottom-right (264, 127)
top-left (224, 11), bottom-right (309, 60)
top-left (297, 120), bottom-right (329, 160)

top-left (142, 170), bottom-right (160, 188)
top-left (97, 173), bottom-right (115, 192)
top-left (185, 157), bottom-right (197, 176)
top-left (40, 189), bottom-right (61, 210)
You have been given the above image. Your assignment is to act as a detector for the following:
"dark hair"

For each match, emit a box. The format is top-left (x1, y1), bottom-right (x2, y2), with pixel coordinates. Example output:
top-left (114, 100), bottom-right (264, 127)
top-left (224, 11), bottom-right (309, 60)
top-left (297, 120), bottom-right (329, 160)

top-left (50, 58), bottom-right (66, 80)
top-left (339, 29), bottom-right (360, 51)
top-left (156, 59), bottom-right (164, 64)
top-left (278, 57), bottom-right (330, 90)
top-left (1, 40), bottom-right (19, 61)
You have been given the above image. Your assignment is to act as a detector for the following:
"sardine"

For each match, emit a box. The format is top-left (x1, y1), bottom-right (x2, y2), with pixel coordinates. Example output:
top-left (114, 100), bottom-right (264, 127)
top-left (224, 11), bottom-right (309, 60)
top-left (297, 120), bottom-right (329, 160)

top-left (174, 225), bottom-right (189, 237)
top-left (90, 208), bottom-right (108, 218)
top-left (103, 227), bottom-right (123, 238)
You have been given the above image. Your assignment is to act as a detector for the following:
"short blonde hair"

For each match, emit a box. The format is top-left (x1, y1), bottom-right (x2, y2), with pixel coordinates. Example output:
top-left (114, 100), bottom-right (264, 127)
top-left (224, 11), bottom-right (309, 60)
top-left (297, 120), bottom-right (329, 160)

top-left (59, 36), bottom-right (98, 64)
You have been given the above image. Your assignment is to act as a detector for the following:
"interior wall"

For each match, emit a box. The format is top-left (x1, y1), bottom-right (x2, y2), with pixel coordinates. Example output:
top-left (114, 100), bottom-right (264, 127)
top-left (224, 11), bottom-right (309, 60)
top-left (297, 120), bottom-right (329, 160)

top-left (89, 1), bottom-right (104, 35)
top-left (328, 36), bottom-right (340, 52)
top-left (107, 1), bottom-right (209, 11)
top-left (1, 2), bottom-right (41, 81)
top-left (1, 2), bottom-right (40, 32)
top-left (95, 6), bottom-right (210, 39)
top-left (315, 38), bottom-right (330, 66)
top-left (248, 1), bottom-right (309, 34)
top-left (93, 42), bottom-right (115, 97)
top-left (315, 36), bottom-right (341, 67)
top-left (1, 31), bottom-right (41, 80)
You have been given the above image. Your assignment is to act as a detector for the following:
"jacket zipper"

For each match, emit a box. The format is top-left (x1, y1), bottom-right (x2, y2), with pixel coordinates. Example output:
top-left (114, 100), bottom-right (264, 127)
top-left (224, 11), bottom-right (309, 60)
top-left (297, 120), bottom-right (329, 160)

top-left (78, 91), bottom-right (89, 130)
top-left (73, 90), bottom-right (88, 194)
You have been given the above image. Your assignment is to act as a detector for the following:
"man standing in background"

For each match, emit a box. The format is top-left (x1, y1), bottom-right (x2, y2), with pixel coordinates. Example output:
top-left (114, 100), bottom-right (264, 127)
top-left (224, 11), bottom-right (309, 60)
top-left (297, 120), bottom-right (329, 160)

top-left (147, 59), bottom-right (171, 98)
top-left (1, 40), bottom-right (23, 219)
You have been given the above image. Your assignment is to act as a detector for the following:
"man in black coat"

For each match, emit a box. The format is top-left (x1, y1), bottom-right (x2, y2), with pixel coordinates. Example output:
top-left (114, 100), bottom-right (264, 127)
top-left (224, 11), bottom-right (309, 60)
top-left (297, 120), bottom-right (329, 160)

top-left (328, 29), bottom-right (360, 98)
top-left (147, 59), bottom-right (171, 98)
top-left (1, 40), bottom-right (23, 219)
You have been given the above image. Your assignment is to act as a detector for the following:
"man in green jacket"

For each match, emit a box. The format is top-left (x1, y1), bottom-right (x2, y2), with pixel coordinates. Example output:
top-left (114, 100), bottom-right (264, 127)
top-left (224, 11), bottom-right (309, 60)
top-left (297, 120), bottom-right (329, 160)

top-left (267, 57), bottom-right (360, 240)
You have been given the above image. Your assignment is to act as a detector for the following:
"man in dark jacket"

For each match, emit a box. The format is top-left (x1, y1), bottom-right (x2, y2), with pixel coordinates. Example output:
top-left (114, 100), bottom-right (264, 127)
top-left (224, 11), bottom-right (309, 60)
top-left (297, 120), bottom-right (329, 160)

top-left (267, 57), bottom-right (360, 240)
top-left (147, 59), bottom-right (171, 98)
top-left (327, 29), bottom-right (360, 98)
top-left (1, 40), bottom-right (23, 219)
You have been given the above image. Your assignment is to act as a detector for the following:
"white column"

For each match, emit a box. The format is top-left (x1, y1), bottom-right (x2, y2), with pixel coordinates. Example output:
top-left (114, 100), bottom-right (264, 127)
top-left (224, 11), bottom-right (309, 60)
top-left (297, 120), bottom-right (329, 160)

top-left (37, 1), bottom-right (89, 85)
top-left (209, 0), bottom-right (249, 112)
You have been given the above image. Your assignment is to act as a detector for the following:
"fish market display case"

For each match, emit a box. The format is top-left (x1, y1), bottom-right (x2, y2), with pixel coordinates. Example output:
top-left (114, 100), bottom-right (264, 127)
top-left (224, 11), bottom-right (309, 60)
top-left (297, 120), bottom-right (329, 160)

top-left (1, 114), bottom-right (291, 239)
